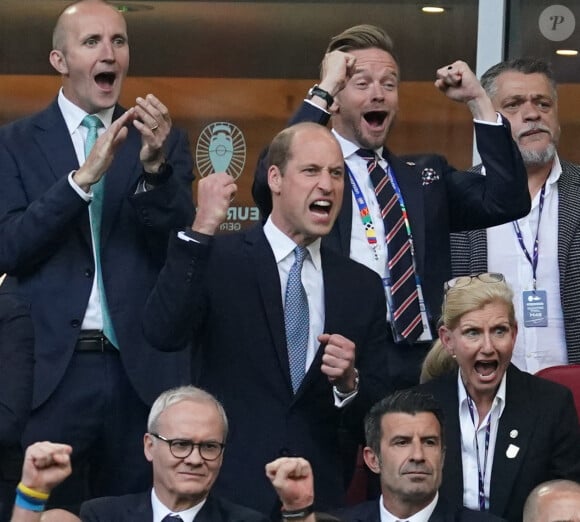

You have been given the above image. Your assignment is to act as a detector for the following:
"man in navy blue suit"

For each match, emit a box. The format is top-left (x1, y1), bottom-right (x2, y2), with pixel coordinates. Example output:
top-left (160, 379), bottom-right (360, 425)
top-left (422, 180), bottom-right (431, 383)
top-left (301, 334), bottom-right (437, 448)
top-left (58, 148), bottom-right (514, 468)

top-left (144, 122), bottom-right (391, 514)
top-left (0, 0), bottom-right (194, 510)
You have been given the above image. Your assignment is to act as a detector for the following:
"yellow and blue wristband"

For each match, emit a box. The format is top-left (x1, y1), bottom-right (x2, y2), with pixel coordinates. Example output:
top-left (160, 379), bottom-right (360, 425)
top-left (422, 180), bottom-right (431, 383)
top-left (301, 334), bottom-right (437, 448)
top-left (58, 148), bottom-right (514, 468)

top-left (15, 482), bottom-right (50, 512)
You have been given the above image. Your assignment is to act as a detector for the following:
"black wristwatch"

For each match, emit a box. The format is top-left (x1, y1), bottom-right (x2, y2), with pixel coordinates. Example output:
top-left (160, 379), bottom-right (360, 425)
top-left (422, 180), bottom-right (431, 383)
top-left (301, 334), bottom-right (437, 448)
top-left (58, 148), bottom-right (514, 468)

top-left (307, 84), bottom-right (334, 107)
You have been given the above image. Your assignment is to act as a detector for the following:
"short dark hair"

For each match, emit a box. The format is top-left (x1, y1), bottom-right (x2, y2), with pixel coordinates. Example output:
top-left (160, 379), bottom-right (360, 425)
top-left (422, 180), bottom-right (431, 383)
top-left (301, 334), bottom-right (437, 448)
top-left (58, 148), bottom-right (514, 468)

top-left (267, 122), bottom-right (332, 175)
top-left (481, 57), bottom-right (558, 100)
top-left (364, 389), bottom-right (445, 454)
top-left (326, 24), bottom-right (397, 65)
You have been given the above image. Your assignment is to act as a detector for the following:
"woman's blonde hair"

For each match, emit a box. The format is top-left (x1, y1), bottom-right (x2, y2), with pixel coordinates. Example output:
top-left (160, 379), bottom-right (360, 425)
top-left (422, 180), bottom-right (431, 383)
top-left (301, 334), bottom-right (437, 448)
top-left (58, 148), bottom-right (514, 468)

top-left (420, 274), bottom-right (515, 383)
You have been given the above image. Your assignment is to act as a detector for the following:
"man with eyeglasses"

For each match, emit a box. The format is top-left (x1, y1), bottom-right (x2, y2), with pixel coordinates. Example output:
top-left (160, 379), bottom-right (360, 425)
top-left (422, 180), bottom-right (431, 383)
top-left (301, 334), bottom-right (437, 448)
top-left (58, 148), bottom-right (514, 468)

top-left (78, 385), bottom-right (268, 522)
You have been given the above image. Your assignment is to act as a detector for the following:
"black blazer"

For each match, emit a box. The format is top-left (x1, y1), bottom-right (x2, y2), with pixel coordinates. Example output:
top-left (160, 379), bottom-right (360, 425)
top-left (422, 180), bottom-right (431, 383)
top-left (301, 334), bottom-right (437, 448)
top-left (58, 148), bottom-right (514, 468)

top-left (80, 490), bottom-right (268, 522)
top-left (144, 225), bottom-right (392, 514)
top-left (335, 497), bottom-right (506, 522)
top-left (419, 364), bottom-right (580, 522)
top-left (0, 99), bottom-right (195, 408)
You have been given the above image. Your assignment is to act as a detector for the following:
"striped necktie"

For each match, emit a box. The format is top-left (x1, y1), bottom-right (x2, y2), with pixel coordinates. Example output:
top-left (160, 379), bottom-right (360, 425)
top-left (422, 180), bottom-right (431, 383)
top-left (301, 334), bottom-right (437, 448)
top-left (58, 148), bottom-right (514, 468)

top-left (162, 516), bottom-right (183, 521)
top-left (356, 149), bottom-right (423, 343)
top-left (285, 246), bottom-right (309, 392)
top-left (81, 115), bottom-right (118, 348)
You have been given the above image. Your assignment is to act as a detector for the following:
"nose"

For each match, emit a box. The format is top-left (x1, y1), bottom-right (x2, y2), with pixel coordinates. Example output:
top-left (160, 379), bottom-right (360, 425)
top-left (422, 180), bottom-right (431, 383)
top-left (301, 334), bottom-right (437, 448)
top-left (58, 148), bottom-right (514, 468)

top-left (521, 100), bottom-right (540, 121)
top-left (100, 40), bottom-right (116, 63)
top-left (183, 445), bottom-right (204, 466)
top-left (317, 169), bottom-right (334, 193)
top-left (479, 332), bottom-right (495, 354)
top-left (369, 81), bottom-right (385, 102)
top-left (409, 439), bottom-right (425, 462)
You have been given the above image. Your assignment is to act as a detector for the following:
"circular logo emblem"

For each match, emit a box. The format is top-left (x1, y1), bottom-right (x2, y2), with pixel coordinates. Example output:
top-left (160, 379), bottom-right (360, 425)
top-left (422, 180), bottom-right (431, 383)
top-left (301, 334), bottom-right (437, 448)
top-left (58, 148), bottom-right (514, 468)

top-left (195, 122), bottom-right (246, 180)
top-left (538, 4), bottom-right (575, 42)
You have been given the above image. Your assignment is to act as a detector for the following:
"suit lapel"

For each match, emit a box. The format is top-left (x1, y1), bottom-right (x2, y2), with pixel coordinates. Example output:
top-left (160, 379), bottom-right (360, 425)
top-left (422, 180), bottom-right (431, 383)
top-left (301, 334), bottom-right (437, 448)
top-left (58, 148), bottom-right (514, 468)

top-left (557, 161), bottom-right (580, 282)
top-left (324, 170), bottom-right (353, 256)
top-left (126, 490), bottom-right (153, 520)
top-left (489, 365), bottom-right (535, 515)
top-left (196, 495), bottom-right (220, 522)
top-left (33, 99), bottom-right (92, 245)
top-left (246, 226), bottom-right (293, 391)
top-left (435, 374), bottom-right (464, 508)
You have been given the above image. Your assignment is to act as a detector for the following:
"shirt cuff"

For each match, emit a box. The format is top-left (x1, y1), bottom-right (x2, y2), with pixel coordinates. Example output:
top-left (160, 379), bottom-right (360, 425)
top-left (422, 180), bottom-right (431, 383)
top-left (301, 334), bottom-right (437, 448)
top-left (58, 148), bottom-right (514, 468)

top-left (473, 112), bottom-right (502, 126)
top-left (304, 98), bottom-right (330, 115)
top-left (333, 386), bottom-right (358, 408)
top-left (177, 229), bottom-right (213, 245)
top-left (68, 171), bottom-right (92, 202)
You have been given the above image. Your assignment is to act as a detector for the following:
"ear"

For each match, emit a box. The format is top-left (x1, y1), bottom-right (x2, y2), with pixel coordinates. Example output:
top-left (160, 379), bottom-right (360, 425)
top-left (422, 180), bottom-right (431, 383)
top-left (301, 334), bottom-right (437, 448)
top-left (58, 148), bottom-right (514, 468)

top-left (49, 50), bottom-right (68, 75)
top-left (267, 165), bottom-right (282, 195)
top-left (143, 433), bottom-right (154, 463)
top-left (362, 446), bottom-right (381, 475)
top-left (438, 325), bottom-right (454, 357)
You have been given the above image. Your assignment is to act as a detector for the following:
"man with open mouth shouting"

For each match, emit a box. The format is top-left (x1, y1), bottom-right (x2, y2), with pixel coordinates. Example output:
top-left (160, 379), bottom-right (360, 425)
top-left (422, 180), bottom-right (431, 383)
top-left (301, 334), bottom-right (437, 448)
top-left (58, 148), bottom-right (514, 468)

top-left (253, 24), bottom-right (530, 393)
top-left (0, 0), bottom-right (194, 513)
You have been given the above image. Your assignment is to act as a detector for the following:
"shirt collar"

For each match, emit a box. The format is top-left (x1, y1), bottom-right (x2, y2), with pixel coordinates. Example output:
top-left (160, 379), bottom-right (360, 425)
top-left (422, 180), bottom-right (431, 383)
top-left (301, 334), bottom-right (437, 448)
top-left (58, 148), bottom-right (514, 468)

top-left (263, 216), bottom-right (322, 271)
top-left (544, 153), bottom-right (562, 196)
top-left (151, 487), bottom-right (207, 522)
top-left (457, 369), bottom-right (507, 420)
top-left (57, 88), bottom-right (115, 135)
top-left (331, 128), bottom-right (385, 160)
top-left (379, 492), bottom-right (438, 522)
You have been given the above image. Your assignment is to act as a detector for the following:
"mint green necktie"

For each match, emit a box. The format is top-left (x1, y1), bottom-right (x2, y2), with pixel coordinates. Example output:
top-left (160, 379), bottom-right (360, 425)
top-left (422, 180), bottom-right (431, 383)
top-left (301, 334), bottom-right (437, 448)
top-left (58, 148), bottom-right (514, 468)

top-left (81, 115), bottom-right (118, 348)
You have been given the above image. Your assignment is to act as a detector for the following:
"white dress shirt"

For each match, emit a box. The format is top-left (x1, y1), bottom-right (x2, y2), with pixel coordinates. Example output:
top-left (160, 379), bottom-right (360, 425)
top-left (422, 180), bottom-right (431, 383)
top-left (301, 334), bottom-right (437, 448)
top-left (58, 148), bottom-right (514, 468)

top-left (458, 372), bottom-right (506, 510)
top-left (151, 487), bottom-right (206, 522)
top-left (263, 217), bottom-right (356, 405)
top-left (487, 156), bottom-right (567, 372)
top-left (378, 492), bottom-right (438, 522)
top-left (57, 89), bottom-right (114, 332)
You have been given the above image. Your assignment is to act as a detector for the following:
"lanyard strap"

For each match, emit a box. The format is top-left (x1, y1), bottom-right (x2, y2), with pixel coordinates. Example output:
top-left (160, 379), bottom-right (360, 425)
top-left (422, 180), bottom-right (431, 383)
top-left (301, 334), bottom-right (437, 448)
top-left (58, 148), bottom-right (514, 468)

top-left (466, 393), bottom-right (491, 512)
top-left (512, 183), bottom-right (546, 291)
top-left (348, 168), bottom-right (379, 259)
top-left (346, 161), bottom-right (417, 261)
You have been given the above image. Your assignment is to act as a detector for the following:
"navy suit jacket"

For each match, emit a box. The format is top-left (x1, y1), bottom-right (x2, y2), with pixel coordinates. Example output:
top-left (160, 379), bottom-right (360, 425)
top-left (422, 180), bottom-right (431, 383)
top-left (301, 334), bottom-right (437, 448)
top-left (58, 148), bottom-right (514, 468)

top-left (335, 497), bottom-right (505, 522)
top-left (0, 99), bottom-right (195, 407)
top-left (419, 365), bottom-right (580, 522)
top-left (143, 225), bottom-right (392, 513)
top-left (80, 490), bottom-right (268, 522)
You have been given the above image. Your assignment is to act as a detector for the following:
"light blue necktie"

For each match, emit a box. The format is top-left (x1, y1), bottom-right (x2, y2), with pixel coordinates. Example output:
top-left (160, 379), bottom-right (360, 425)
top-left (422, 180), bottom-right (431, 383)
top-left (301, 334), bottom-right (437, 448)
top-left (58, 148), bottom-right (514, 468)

top-left (284, 246), bottom-right (309, 393)
top-left (81, 115), bottom-right (118, 348)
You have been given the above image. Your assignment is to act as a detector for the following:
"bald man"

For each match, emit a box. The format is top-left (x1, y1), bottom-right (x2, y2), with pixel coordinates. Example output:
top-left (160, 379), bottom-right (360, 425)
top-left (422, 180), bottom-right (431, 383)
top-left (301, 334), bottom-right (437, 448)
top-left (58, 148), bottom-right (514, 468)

top-left (523, 480), bottom-right (580, 522)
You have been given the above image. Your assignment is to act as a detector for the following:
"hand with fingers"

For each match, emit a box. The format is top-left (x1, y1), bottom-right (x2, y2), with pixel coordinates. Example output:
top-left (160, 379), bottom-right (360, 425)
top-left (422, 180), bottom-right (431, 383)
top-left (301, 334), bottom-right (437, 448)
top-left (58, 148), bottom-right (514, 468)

top-left (319, 333), bottom-right (358, 393)
top-left (72, 108), bottom-right (135, 192)
top-left (434, 60), bottom-right (496, 122)
top-left (265, 457), bottom-right (315, 513)
top-left (191, 172), bottom-right (237, 236)
top-left (132, 93), bottom-right (172, 173)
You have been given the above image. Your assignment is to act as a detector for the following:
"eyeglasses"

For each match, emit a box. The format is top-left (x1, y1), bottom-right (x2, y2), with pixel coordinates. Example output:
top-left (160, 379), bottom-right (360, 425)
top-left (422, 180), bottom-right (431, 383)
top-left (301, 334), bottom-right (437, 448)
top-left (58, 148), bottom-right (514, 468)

top-left (149, 433), bottom-right (225, 460)
top-left (444, 273), bottom-right (505, 293)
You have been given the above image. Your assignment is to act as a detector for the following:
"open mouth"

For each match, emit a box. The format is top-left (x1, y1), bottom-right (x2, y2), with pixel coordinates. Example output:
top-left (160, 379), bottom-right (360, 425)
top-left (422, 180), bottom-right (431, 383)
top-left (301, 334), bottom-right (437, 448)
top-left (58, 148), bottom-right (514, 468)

top-left (474, 360), bottom-right (498, 378)
top-left (363, 110), bottom-right (388, 128)
top-left (309, 199), bottom-right (332, 215)
top-left (94, 72), bottom-right (116, 89)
